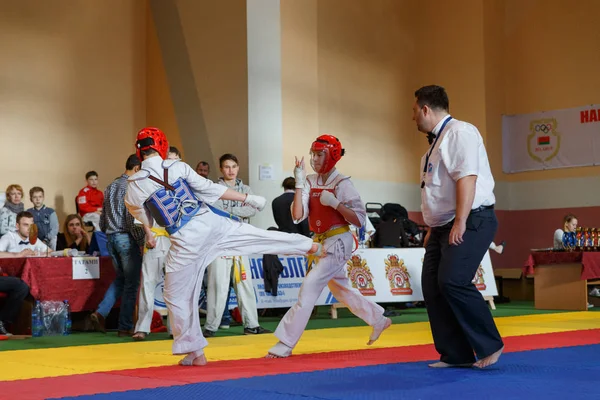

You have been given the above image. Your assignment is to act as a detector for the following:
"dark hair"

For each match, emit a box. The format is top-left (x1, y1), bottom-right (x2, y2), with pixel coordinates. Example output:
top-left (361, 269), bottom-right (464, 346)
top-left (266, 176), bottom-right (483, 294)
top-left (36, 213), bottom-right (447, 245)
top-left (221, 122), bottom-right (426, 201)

top-left (282, 177), bottom-right (295, 190)
top-left (126, 154), bottom-right (141, 170)
top-left (219, 153), bottom-right (239, 168)
top-left (16, 211), bottom-right (34, 223)
top-left (85, 171), bottom-right (98, 180)
top-left (168, 146), bottom-right (181, 157)
top-left (29, 186), bottom-right (44, 198)
top-left (414, 85), bottom-right (449, 112)
top-left (563, 213), bottom-right (577, 231)
top-left (140, 148), bottom-right (158, 159)
top-left (196, 161), bottom-right (210, 168)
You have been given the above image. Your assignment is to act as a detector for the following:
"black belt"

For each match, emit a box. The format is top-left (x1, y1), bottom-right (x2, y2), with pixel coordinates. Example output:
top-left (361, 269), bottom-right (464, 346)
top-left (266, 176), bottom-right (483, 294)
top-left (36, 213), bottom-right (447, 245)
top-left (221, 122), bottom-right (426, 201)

top-left (471, 204), bottom-right (494, 214)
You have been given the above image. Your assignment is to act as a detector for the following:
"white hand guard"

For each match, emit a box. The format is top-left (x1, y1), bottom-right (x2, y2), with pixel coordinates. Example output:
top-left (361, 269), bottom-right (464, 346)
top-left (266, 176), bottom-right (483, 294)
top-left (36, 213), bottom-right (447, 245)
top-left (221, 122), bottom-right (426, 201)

top-left (319, 191), bottom-right (341, 209)
top-left (294, 165), bottom-right (306, 189)
top-left (245, 194), bottom-right (266, 211)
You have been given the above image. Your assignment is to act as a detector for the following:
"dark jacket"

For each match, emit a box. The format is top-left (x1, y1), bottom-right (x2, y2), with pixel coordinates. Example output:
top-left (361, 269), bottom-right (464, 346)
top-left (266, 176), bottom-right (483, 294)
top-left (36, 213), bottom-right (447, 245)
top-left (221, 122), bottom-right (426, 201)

top-left (271, 192), bottom-right (310, 237)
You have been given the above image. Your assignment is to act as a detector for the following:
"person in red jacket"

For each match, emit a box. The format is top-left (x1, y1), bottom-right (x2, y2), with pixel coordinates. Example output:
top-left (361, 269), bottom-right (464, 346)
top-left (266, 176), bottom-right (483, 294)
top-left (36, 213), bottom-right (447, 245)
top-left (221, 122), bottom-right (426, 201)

top-left (77, 171), bottom-right (104, 231)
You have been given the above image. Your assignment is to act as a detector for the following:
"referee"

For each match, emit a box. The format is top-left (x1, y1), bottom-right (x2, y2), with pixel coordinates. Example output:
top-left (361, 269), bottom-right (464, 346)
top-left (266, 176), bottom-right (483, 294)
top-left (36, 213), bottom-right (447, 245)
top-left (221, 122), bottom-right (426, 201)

top-left (413, 85), bottom-right (503, 369)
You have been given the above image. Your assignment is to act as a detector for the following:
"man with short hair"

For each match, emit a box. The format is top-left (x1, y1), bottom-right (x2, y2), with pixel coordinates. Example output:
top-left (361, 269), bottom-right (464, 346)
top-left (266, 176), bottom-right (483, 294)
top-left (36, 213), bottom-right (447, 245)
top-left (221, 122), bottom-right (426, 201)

top-left (195, 161), bottom-right (210, 178)
top-left (0, 211), bottom-right (49, 256)
top-left (90, 155), bottom-right (145, 337)
top-left (77, 171), bottom-right (104, 231)
top-left (272, 177), bottom-right (310, 237)
top-left (27, 187), bottom-right (59, 250)
top-left (413, 85), bottom-right (503, 369)
top-left (204, 153), bottom-right (271, 337)
top-left (168, 146), bottom-right (181, 160)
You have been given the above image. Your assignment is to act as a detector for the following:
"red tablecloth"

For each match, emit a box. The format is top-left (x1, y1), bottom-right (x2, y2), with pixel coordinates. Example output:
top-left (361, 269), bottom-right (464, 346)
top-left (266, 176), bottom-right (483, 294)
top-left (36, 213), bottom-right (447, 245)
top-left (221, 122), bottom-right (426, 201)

top-left (523, 251), bottom-right (600, 280)
top-left (0, 256), bottom-right (116, 312)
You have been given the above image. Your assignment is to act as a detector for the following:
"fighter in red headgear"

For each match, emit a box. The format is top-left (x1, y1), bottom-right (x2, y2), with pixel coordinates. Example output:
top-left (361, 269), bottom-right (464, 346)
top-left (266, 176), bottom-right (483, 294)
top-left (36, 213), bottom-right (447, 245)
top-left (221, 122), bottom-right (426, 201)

top-left (136, 127), bottom-right (169, 160)
top-left (266, 134), bottom-right (391, 359)
top-left (309, 134), bottom-right (345, 174)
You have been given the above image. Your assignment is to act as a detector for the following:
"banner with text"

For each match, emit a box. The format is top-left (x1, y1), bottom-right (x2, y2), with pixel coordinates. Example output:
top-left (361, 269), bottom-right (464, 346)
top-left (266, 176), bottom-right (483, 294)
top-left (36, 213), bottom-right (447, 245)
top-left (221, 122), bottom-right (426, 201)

top-left (153, 249), bottom-right (497, 311)
top-left (502, 104), bottom-right (600, 173)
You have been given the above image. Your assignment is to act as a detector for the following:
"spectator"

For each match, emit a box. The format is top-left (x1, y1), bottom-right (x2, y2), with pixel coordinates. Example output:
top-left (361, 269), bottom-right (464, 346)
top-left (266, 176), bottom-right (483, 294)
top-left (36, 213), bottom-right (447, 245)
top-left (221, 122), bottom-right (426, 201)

top-left (77, 171), bottom-right (104, 231)
top-left (554, 213), bottom-right (577, 249)
top-left (195, 161), bottom-right (210, 178)
top-left (272, 177), bottom-right (310, 237)
top-left (56, 214), bottom-right (91, 253)
top-left (0, 184), bottom-right (25, 237)
top-left (0, 269), bottom-right (29, 336)
top-left (27, 187), bottom-right (59, 250)
top-left (167, 146), bottom-right (181, 160)
top-left (90, 155), bottom-right (144, 337)
top-left (0, 211), bottom-right (49, 256)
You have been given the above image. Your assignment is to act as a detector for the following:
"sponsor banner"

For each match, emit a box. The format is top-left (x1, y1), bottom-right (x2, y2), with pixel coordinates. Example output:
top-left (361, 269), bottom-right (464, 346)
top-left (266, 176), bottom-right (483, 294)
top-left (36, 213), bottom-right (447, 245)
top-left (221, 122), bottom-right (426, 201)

top-left (153, 249), bottom-right (497, 310)
top-left (502, 104), bottom-right (600, 173)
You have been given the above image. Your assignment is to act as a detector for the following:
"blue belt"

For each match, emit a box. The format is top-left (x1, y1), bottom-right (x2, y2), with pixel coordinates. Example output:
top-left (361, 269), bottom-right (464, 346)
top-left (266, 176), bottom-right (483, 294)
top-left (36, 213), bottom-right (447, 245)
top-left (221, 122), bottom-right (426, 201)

top-left (206, 204), bottom-right (242, 223)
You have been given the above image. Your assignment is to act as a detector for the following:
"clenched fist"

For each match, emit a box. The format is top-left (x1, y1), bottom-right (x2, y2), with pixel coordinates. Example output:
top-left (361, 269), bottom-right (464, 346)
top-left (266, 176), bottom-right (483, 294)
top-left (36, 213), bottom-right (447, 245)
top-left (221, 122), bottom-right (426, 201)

top-left (245, 194), bottom-right (266, 211)
top-left (320, 191), bottom-right (341, 209)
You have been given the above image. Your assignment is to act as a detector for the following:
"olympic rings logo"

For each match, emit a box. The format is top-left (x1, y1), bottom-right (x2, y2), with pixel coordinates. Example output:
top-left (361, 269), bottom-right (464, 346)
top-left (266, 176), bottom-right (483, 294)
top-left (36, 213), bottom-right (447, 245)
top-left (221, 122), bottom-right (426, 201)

top-left (535, 124), bottom-right (552, 133)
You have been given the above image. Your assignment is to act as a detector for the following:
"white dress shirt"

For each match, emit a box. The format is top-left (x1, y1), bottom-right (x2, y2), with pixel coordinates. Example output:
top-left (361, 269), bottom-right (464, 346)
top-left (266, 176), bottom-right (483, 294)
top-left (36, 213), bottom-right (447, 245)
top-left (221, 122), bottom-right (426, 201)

top-left (0, 231), bottom-right (50, 254)
top-left (420, 116), bottom-right (496, 227)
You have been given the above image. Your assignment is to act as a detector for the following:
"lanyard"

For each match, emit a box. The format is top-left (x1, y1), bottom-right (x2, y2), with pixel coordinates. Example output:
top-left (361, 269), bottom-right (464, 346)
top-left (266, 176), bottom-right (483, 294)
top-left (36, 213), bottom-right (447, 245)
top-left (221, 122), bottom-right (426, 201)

top-left (421, 116), bottom-right (452, 189)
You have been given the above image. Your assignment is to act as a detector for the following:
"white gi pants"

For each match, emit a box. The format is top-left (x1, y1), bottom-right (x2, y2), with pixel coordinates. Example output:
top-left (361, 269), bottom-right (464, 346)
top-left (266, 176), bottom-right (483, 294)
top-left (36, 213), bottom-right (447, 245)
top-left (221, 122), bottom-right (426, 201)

top-left (135, 235), bottom-right (170, 334)
top-left (163, 211), bottom-right (313, 355)
top-left (205, 255), bottom-right (258, 332)
top-left (275, 231), bottom-right (384, 348)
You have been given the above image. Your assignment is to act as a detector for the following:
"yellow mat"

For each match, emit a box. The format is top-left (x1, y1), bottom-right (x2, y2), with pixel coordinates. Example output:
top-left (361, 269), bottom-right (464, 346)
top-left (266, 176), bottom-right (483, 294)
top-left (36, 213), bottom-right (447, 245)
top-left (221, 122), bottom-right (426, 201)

top-left (1, 312), bottom-right (599, 382)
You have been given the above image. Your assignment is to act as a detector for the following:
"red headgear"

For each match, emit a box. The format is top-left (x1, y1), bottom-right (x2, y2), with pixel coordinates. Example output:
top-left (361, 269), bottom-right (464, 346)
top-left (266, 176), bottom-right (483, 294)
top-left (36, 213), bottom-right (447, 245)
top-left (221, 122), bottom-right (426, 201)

top-left (136, 127), bottom-right (169, 160)
top-left (310, 134), bottom-right (345, 174)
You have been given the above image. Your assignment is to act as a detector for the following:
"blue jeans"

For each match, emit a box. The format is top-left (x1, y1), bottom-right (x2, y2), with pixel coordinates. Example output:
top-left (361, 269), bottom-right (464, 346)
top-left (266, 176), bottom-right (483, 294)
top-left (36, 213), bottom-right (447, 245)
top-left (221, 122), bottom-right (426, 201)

top-left (96, 233), bottom-right (142, 331)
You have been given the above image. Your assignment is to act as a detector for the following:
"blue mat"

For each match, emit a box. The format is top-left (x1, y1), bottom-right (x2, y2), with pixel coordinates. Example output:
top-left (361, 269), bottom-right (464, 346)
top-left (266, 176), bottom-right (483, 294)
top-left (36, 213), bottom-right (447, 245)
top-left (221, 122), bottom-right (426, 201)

top-left (55, 344), bottom-right (599, 400)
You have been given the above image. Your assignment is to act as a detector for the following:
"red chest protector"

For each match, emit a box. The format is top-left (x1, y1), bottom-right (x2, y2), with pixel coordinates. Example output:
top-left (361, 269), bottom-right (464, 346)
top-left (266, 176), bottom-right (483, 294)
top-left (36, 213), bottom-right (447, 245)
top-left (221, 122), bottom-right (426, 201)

top-left (308, 174), bottom-right (348, 234)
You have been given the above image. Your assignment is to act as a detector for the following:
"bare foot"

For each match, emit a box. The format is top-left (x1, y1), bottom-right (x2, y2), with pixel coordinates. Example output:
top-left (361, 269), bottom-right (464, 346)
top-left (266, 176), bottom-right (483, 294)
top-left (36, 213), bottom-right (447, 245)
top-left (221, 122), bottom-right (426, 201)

top-left (473, 346), bottom-right (504, 369)
top-left (266, 341), bottom-right (293, 358)
top-left (428, 361), bottom-right (474, 368)
top-left (494, 245), bottom-right (504, 254)
top-left (179, 351), bottom-right (207, 366)
top-left (132, 332), bottom-right (146, 341)
top-left (367, 317), bottom-right (391, 345)
top-left (265, 352), bottom-right (288, 359)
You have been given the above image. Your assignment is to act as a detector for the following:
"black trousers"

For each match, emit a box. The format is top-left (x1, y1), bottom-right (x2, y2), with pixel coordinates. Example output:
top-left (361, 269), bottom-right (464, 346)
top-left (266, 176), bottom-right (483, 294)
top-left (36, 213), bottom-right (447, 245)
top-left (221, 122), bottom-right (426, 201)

top-left (422, 208), bottom-right (503, 364)
top-left (0, 277), bottom-right (30, 323)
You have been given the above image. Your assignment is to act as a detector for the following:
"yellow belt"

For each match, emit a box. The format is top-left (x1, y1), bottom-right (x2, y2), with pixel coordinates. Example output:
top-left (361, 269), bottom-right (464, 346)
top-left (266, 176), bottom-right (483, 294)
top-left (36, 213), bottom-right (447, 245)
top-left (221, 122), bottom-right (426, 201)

top-left (144, 227), bottom-right (169, 254)
top-left (233, 256), bottom-right (247, 284)
top-left (306, 225), bottom-right (350, 273)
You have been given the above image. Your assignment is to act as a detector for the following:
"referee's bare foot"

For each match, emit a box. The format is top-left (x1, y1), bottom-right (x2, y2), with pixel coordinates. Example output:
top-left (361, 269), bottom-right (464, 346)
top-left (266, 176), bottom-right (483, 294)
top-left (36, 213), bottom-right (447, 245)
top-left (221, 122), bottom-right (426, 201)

top-left (428, 361), bottom-right (474, 368)
top-left (473, 346), bottom-right (504, 369)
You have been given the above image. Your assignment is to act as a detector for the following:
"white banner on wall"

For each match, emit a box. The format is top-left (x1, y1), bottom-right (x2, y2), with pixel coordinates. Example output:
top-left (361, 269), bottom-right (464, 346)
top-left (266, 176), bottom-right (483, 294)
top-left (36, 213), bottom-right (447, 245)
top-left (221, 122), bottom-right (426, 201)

top-left (502, 104), bottom-right (600, 173)
top-left (153, 249), bottom-right (497, 311)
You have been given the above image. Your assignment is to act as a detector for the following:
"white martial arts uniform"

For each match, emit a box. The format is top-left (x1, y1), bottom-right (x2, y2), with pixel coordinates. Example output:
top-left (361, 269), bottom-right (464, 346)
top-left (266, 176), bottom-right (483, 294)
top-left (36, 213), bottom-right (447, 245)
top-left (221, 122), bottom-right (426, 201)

top-left (134, 226), bottom-right (170, 334)
top-left (274, 170), bottom-right (385, 350)
top-left (205, 178), bottom-right (261, 332)
top-left (124, 156), bottom-right (314, 356)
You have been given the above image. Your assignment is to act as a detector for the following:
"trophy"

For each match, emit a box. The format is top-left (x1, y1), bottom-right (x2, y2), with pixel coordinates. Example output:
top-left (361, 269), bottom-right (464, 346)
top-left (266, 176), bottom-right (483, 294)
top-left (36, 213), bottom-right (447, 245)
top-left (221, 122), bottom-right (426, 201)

top-left (575, 227), bottom-right (583, 251)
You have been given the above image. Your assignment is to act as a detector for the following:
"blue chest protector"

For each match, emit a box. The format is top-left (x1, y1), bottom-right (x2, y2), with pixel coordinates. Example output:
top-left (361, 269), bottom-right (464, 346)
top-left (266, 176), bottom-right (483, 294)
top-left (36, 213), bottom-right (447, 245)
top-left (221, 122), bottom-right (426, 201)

top-left (144, 172), bottom-right (202, 235)
top-left (143, 166), bottom-right (242, 235)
